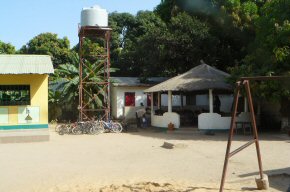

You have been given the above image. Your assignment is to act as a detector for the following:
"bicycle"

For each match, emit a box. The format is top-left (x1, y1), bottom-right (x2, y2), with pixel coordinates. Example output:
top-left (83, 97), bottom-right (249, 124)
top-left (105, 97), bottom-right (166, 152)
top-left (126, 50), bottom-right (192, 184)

top-left (57, 124), bottom-right (72, 135)
top-left (96, 119), bottom-right (123, 133)
top-left (71, 121), bottom-right (100, 135)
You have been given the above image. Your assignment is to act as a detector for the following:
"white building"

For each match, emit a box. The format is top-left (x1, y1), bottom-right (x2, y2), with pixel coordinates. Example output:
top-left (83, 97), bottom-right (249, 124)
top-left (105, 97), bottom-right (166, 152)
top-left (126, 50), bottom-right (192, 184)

top-left (110, 77), bottom-right (175, 120)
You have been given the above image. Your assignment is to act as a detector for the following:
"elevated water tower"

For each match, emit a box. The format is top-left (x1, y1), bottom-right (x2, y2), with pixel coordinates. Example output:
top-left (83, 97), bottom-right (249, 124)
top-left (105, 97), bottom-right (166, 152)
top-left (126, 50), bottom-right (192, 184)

top-left (78, 5), bottom-right (112, 121)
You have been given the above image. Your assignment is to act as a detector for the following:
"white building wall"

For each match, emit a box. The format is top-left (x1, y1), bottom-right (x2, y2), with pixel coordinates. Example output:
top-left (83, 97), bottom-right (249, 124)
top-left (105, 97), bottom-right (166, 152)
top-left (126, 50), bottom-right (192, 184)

top-left (111, 86), bottom-right (186, 119)
top-left (111, 86), bottom-right (118, 118)
top-left (111, 86), bottom-right (149, 119)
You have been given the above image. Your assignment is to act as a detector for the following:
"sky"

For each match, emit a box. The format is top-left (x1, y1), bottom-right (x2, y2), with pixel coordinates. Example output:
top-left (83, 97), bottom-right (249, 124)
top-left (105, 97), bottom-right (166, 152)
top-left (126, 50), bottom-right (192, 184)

top-left (0, 0), bottom-right (161, 49)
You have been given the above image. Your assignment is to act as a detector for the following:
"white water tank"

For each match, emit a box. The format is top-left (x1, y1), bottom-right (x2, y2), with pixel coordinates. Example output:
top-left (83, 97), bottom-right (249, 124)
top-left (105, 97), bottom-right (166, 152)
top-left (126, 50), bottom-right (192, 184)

top-left (81, 5), bottom-right (108, 27)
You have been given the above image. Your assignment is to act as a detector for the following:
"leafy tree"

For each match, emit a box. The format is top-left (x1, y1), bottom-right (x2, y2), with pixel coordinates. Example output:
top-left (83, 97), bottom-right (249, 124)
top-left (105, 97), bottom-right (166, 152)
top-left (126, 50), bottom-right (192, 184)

top-left (155, 0), bottom-right (179, 22)
top-left (0, 41), bottom-right (16, 54)
top-left (161, 12), bottom-right (216, 75)
top-left (19, 33), bottom-right (72, 68)
top-left (108, 12), bottom-right (136, 75)
top-left (120, 11), bottom-right (169, 77)
top-left (49, 52), bottom-right (79, 120)
top-left (154, 0), bottom-right (258, 72)
top-left (109, 10), bottom-right (217, 77)
top-left (228, 0), bottom-right (290, 100)
top-left (253, 0), bottom-right (290, 74)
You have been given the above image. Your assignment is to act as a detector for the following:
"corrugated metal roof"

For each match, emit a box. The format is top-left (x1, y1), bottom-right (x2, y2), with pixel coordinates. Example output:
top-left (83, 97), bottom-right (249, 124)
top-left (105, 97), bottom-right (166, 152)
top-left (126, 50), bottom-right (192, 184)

top-left (144, 63), bottom-right (232, 93)
top-left (110, 77), bottom-right (168, 87)
top-left (0, 54), bottom-right (54, 74)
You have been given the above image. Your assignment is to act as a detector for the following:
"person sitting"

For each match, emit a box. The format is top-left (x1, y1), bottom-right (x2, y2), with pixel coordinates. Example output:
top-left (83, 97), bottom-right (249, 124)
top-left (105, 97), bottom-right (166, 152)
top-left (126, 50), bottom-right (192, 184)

top-left (136, 103), bottom-right (146, 128)
top-left (214, 95), bottom-right (221, 113)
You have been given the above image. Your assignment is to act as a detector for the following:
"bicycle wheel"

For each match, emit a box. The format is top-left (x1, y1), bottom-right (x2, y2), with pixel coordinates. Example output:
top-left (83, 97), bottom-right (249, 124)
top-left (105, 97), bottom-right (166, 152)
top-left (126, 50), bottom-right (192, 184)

top-left (72, 124), bottom-right (82, 135)
top-left (95, 121), bottom-right (105, 134)
top-left (55, 124), bottom-right (61, 133)
top-left (112, 122), bottom-right (123, 133)
top-left (83, 122), bottom-right (91, 134)
top-left (58, 124), bottom-right (66, 135)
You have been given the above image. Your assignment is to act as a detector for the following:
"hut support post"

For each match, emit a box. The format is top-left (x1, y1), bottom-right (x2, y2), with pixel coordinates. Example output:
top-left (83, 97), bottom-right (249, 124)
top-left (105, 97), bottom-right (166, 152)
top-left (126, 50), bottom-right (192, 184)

top-left (158, 92), bottom-right (161, 109)
top-left (244, 97), bottom-right (248, 112)
top-left (209, 89), bottom-right (213, 113)
top-left (151, 92), bottom-right (154, 119)
top-left (168, 91), bottom-right (172, 113)
top-left (180, 93), bottom-right (184, 109)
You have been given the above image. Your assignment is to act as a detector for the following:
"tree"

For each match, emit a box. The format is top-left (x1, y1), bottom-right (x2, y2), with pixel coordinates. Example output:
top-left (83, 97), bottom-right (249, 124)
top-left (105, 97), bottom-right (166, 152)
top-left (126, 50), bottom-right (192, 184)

top-left (228, 0), bottom-right (290, 100)
top-left (155, 0), bottom-right (178, 23)
top-left (120, 11), bottom-right (169, 77)
top-left (162, 12), bottom-right (216, 75)
top-left (252, 0), bottom-right (290, 74)
top-left (0, 41), bottom-right (16, 54)
top-left (108, 12), bottom-right (136, 75)
top-left (155, 0), bottom-right (259, 71)
top-left (109, 9), bottom-right (218, 77)
top-left (19, 33), bottom-right (72, 68)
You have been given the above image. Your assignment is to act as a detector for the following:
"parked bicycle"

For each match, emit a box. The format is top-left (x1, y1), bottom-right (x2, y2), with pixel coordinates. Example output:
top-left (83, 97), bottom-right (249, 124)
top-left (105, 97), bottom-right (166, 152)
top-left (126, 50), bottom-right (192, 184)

top-left (71, 120), bottom-right (102, 135)
top-left (96, 119), bottom-right (123, 133)
top-left (56, 119), bottom-right (122, 135)
top-left (56, 124), bottom-right (73, 135)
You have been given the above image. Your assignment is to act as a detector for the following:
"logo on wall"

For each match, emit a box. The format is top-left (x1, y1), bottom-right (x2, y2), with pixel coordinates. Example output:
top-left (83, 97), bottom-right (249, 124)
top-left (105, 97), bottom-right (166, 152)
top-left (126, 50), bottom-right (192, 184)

top-left (18, 107), bottom-right (40, 124)
top-left (25, 108), bottom-right (33, 122)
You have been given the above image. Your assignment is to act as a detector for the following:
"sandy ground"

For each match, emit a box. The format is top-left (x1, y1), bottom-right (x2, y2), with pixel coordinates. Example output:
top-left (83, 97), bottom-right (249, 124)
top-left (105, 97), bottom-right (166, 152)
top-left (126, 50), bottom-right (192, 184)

top-left (0, 127), bottom-right (289, 192)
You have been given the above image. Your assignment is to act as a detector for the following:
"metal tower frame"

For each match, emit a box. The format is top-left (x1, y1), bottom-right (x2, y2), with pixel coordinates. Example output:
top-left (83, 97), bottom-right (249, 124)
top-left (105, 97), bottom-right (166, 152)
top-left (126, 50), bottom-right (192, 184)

top-left (78, 26), bottom-right (112, 121)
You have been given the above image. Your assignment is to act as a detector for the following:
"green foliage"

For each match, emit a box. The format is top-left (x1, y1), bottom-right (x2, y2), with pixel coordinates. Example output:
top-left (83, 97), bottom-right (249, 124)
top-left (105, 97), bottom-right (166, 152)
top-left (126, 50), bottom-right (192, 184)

top-left (241, 1), bottom-right (258, 16)
top-left (161, 12), bottom-right (215, 75)
top-left (155, 0), bottom-right (178, 22)
top-left (48, 90), bottom-right (62, 121)
top-left (0, 41), bottom-right (16, 54)
top-left (49, 48), bottom-right (117, 120)
top-left (109, 9), bottom-right (220, 77)
top-left (49, 52), bottom-right (80, 120)
top-left (240, 0), bottom-right (290, 75)
top-left (224, 0), bottom-right (240, 11)
top-left (19, 33), bottom-right (72, 68)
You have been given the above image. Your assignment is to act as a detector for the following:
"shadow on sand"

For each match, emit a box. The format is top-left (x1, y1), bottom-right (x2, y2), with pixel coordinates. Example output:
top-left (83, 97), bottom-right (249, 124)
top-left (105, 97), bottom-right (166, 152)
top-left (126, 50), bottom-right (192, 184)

top-left (238, 167), bottom-right (290, 191)
top-left (124, 126), bottom-right (290, 142)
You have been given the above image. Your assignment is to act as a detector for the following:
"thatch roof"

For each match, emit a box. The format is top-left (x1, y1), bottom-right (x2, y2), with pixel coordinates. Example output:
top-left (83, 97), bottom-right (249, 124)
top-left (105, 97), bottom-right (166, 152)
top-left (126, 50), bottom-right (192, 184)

top-left (110, 77), bottom-right (168, 87)
top-left (144, 63), bottom-right (232, 93)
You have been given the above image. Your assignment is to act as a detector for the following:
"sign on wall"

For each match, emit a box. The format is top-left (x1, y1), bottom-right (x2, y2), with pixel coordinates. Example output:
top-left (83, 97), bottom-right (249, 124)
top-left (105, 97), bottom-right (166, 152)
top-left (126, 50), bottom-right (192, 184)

top-left (18, 106), bottom-right (40, 124)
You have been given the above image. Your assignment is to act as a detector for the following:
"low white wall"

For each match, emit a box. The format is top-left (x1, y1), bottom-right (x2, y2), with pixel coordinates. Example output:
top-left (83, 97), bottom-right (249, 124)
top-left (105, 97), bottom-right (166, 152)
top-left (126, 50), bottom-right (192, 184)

top-left (151, 112), bottom-right (180, 128)
top-left (198, 112), bottom-right (251, 130)
top-left (124, 106), bottom-right (145, 120)
top-left (198, 113), bottom-right (231, 130)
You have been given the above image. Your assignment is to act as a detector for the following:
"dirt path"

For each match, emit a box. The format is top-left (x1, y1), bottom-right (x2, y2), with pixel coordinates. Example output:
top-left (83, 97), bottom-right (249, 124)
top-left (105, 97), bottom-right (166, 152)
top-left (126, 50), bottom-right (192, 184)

top-left (0, 128), bottom-right (289, 192)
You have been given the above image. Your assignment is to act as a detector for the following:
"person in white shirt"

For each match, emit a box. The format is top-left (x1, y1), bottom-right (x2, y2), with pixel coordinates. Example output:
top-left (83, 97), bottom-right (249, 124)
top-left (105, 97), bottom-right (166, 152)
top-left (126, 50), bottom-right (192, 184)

top-left (136, 103), bottom-right (146, 128)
